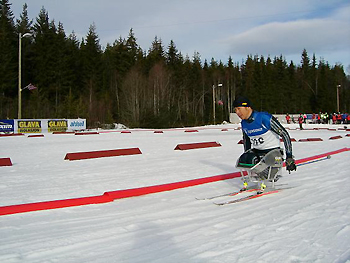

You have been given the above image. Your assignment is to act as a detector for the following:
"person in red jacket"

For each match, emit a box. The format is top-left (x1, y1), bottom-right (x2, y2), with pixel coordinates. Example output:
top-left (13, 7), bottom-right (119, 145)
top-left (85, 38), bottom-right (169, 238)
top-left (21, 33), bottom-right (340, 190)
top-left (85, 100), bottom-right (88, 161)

top-left (337, 113), bottom-right (342, 124)
top-left (285, 113), bottom-right (291, 124)
top-left (312, 113), bottom-right (316, 124)
top-left (332, 114), bottom-right (337, 124)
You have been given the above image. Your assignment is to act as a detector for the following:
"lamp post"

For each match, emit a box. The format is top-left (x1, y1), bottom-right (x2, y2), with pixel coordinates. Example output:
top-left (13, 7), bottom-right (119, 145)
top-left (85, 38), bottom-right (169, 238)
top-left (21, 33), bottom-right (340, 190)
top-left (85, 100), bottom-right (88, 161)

top-left (212, 85), bottom-right (215, 124)
top-left (213, 83), bottom-right (222, 125)
top-left (18, 32), bottom-right (32, 119)
top-left (336, 84), bottom-right (341, 113)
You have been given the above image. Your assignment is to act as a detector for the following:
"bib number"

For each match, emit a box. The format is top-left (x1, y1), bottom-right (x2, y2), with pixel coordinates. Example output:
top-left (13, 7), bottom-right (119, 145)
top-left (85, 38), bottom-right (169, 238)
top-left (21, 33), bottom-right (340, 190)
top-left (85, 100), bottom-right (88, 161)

top-left (251, 137), bottom-right (264, 146)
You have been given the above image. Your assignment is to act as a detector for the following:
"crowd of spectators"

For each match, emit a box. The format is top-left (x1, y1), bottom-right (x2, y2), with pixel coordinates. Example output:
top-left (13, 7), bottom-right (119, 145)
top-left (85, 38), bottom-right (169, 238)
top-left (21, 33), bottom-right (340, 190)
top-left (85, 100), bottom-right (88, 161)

top-left (285, 112), bottom-right (350, 125)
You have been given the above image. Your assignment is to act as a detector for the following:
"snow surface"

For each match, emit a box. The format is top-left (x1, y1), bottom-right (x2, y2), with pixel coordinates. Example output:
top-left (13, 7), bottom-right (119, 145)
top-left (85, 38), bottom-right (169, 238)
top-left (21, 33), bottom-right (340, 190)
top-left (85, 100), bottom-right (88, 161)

top-left (1, 123), bottom-right (350, 263)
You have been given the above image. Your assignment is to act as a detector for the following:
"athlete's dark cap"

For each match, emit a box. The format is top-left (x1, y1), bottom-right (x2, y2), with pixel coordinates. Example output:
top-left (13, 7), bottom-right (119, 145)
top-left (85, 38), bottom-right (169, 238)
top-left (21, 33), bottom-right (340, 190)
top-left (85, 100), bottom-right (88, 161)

top-left (233, 96), bottom-right (252, 108)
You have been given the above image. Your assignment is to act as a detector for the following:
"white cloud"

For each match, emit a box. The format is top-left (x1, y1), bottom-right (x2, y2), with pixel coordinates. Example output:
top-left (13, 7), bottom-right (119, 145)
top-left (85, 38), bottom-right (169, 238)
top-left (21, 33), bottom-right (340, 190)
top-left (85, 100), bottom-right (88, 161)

top-left (225, 18), bottom-right (350, 62)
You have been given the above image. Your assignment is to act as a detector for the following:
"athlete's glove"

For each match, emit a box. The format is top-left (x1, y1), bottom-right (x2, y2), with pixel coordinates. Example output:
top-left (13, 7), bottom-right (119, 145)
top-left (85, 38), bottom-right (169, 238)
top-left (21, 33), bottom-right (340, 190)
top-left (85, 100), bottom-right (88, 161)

top-left (285, 157), bottom-right (297, 173)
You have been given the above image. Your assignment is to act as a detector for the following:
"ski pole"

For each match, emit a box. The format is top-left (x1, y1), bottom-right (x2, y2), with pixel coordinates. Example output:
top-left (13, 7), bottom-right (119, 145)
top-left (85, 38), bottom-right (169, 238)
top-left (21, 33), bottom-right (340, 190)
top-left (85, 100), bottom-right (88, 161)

top-left (296, 155), bottom-right (331, 167)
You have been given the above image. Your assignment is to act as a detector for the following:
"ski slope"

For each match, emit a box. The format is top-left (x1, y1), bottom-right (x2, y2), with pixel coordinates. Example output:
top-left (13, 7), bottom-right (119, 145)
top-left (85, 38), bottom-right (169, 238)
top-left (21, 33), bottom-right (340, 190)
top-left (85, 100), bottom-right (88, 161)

top-left (1, 124), bottom-right (350, 263)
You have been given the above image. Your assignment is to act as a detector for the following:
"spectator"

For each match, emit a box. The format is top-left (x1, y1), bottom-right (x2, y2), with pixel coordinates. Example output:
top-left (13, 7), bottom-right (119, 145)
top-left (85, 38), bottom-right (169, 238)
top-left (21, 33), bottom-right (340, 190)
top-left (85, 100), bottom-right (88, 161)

top-left (337, 113), bottom-right (342, 124)
top-left (298, 114), bottom-right (304, 130)
top-left (342, 113), bottom-right (346, 124)
top-left (332, 114), bottom-right (337, 124)
top-left (312, 113), bottom-right (316, 124)
top-left (285, 113), bottom-right (291, 124)
top-left (322, 112), bottom-right (328, 124)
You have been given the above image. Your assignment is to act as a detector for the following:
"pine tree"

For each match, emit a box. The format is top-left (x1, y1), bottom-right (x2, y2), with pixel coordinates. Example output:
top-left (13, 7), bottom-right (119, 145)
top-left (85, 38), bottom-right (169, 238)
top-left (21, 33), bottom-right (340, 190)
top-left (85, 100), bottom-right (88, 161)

top-left (63, 32), bottom-right (81, 118)
top-left (299, 49), bottom-right (312, 112)
top-left (16, 3), bottom-right (33, 86)
top-left (166, 40), bottom-right (180, 69)
top-left (272, 55), bottom-right (288, 113)
top-left (0, 0), bottom-right (17, 117)
top-left (125, 28), bottom-right (141, 67)
top-left (145, 36), bottom-right (164, 73)
top-left (241, 55), bottom-right (254, 98)
top-left (30, 7), bottom-right (57, 117)
top-left (16, 3), bottom-right (32, 33)
top-left (52, 22), bottom-right (72, 117)
top-left (80, 23), bottom-right (102, 125)
top-left (286, 61), bottom-right (298, 113)
top-left (317, 60), bottom-right (332, 112)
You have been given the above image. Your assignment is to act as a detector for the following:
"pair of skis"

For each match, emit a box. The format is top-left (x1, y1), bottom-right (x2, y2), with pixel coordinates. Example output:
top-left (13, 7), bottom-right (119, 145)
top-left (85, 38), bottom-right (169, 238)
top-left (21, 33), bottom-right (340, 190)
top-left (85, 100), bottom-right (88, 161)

top-left (196, 187), bottom-right (284, 206)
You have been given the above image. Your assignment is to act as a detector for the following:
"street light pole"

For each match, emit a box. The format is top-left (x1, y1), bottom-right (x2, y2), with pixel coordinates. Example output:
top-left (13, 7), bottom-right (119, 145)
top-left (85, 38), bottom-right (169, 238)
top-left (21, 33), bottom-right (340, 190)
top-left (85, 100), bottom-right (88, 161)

top-left (18, 32), bottom-right (32, 119)
top-left (18, 32), bottom-right (22, 119)
top-left (337, 85), bottom-right (341, 113)
top-left (213, 83), bottom-right (222, 125)
top-left (212, 85), bottom-right (215, 125)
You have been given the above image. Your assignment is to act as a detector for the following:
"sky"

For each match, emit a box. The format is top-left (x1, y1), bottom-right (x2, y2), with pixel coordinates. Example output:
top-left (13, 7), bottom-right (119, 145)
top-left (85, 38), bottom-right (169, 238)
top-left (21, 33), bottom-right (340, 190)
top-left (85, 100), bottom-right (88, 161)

top-left (10, 0), bottom-right (350, 72)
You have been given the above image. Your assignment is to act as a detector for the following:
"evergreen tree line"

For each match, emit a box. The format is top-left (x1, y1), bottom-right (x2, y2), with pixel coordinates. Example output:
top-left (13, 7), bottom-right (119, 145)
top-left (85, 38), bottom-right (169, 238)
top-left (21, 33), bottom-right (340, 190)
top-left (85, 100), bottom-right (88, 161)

top-left (1, 1), bottom-right (349, 128)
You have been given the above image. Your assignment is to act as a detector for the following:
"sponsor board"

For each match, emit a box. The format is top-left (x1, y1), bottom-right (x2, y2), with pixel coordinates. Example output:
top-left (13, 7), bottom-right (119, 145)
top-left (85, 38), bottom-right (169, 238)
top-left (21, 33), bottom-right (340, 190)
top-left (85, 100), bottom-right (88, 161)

top-left (68, 119), bottom-right (86, 131)
top-left (0, 120), bottom-right (14, 133)
top-left (18, 120), bottom-right (42, 133)
top-left (48, 120), bottom-right (68, 132)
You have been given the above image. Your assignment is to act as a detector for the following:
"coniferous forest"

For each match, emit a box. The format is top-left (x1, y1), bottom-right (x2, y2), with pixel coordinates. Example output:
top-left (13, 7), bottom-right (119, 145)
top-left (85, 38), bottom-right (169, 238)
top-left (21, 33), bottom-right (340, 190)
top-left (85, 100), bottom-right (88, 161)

top-left (1, 1), bottom-right (349, 128)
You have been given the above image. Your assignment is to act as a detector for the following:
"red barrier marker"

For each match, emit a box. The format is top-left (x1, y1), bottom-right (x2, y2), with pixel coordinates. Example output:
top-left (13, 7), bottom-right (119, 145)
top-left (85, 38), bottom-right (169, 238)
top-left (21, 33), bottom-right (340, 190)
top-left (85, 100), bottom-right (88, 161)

top-left (299, 138), bottom-right (323, 142)
top-left (0, 172), bottom-right (242, 216)
top-left (329, 135), bottom-right (342, 140)
top-left (0, 158), bottom-right (12, 166)
top-left (104, 172), bottom-right (242, 200)
top-left (0, 195), bottom-right (112, 216)
top-left (28, 134), bottom-right (44, 138)
top-left (307, 138), bottom-right (323, 141)
top-left (280, 138), bottom-right (296, 142)
top-left (174, 141), bottom-right (221, 150)
top-left (75, 132), bottom-right (99, 135)
top-left (64, 148), bottom-right (142, 161)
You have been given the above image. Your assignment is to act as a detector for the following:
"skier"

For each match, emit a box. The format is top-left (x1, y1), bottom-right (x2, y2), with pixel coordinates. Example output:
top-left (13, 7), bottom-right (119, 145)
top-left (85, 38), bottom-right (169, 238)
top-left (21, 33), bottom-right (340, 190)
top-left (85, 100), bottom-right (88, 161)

top-left (233, 96), bottom-right (296, 192)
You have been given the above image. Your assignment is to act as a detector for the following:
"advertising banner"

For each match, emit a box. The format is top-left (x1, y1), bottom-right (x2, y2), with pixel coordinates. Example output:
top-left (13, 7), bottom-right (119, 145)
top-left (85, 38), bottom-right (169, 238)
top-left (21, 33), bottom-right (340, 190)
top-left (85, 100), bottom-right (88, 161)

top-left (0, 120), bottom-right (14, 133)
top-left (68, 119), bottom-right (86, 131)
top-left (18, 120), bottom-right (42, 133)
top-left (48, 120), bottom-right (68, 132)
